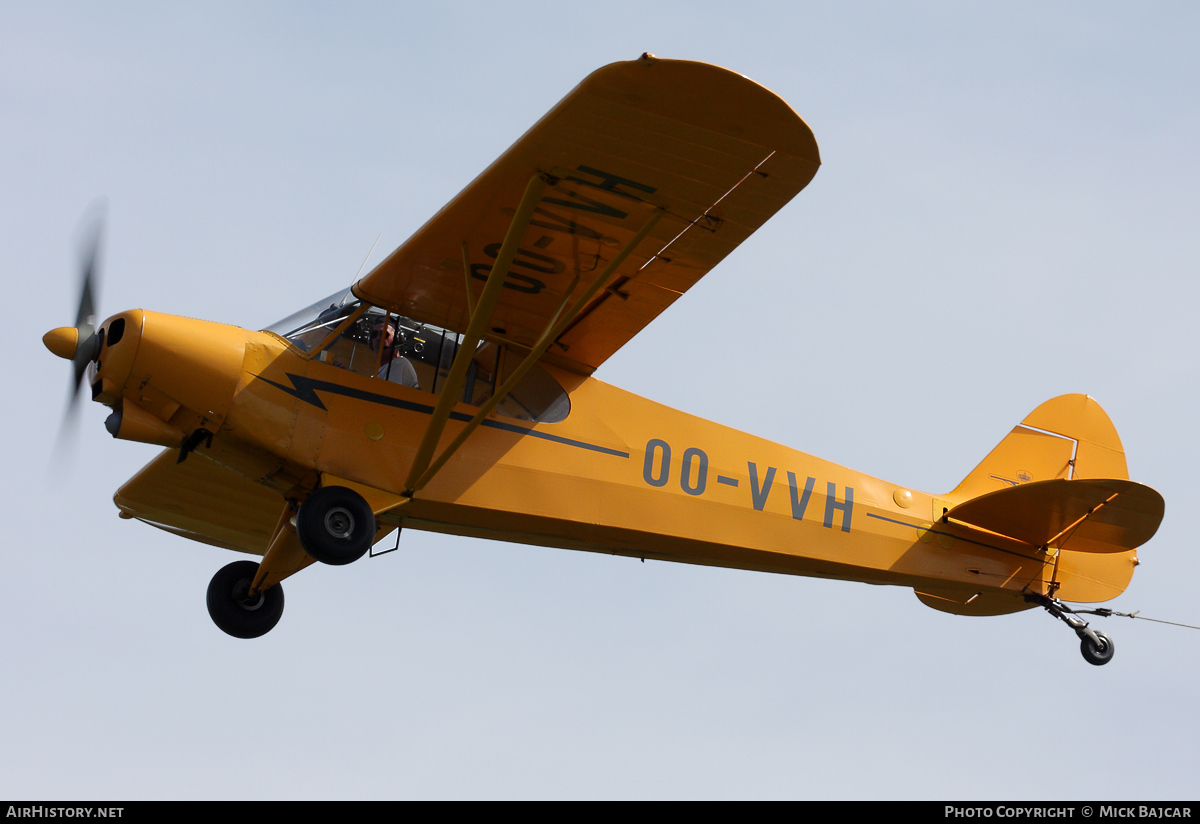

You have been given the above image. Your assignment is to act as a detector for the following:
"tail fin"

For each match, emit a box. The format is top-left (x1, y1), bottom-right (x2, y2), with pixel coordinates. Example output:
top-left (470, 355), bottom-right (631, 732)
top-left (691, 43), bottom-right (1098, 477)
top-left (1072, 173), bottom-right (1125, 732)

top-left (949, 394), bottom-right (1128, 502)
top-left (932, 394), bottom-right (1153, 608)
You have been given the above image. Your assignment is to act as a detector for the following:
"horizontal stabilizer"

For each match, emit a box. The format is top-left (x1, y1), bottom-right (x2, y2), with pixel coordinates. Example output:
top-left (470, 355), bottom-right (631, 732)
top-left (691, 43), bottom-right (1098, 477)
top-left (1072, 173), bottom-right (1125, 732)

top-left (914, 588), bottom-right (1034, 616)
top-left (946, 478), bottom-right (1163, 554)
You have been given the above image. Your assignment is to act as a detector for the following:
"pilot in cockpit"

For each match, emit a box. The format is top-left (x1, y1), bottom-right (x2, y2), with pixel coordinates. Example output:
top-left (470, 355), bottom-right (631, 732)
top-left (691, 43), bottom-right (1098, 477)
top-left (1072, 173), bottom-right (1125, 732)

top-left (369, 317), bottom-right (419, 388)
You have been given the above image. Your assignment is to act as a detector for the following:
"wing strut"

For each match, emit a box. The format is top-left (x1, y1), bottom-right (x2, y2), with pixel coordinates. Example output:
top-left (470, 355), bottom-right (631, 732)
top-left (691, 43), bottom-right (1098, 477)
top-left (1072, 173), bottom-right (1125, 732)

top-left (407, 206), bottom-right (666, 495)
top-left (403, 172), bottom-right (554, 494)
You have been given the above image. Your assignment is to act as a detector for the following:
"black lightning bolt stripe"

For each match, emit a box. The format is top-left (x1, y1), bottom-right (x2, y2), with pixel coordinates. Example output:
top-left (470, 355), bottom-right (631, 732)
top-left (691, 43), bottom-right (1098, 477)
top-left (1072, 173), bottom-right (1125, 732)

top-left (256, 373), bottom-right (630, 458)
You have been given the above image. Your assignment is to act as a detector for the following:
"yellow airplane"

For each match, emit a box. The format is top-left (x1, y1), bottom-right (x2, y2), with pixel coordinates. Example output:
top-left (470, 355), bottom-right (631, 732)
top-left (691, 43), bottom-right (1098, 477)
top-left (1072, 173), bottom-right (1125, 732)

top-left (43, 55), bottom-right (1163, 664)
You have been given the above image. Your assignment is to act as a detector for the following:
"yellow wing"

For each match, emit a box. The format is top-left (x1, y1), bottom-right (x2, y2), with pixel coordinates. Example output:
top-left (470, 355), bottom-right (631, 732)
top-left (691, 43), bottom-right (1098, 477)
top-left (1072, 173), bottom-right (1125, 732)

top-left (114, 449), bottom-right (284, 555)
top-left (353, 55), bottom-right (820, 374)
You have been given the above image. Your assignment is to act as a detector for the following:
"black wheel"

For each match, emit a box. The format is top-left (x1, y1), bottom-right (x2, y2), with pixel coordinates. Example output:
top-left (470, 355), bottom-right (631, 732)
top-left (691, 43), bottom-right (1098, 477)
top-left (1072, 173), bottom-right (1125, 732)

top-left (1080, 630), bottom-right (1115, 666)
top-left (206, 560), bottom-right (284, 639)
top-left (296, 485), bottom-right (375, 566)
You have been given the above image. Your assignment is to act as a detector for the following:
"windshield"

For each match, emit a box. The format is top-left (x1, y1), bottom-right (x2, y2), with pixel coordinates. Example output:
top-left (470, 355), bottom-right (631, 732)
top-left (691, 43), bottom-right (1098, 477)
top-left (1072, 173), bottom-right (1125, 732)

top-left (264, 288), bottom-right (358, 352)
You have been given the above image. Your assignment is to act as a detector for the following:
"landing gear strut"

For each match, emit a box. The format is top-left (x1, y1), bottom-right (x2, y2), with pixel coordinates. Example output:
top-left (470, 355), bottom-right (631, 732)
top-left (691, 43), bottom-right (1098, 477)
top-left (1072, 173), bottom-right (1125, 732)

top-left (1029, 594), bottom-right (1116, 666)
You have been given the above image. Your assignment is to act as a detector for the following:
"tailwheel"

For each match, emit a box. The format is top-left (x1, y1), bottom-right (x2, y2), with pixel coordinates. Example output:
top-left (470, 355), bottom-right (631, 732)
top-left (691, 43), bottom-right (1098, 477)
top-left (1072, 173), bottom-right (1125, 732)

top-left (296, 485), bottom-right (375, 566)
top-left (1080, 631), bottom-right (1115, 666)
top-left (1028, 594), bottom-right (1117, 666)
top-left (207, 560), bottom-right (284, 639)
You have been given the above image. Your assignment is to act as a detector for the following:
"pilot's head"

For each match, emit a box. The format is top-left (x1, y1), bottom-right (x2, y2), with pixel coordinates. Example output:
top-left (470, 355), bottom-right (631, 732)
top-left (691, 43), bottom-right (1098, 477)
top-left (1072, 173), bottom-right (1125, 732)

top-left (369, 317), bottom-right (401, 353)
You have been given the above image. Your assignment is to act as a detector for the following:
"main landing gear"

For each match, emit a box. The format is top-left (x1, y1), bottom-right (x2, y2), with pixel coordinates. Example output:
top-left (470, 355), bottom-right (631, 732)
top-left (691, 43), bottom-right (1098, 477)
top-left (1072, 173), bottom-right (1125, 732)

top-left (295, 485), bottom-right (376, 566)
top-left (207, 560), bottom-right (285, 639)
top-left (206, 486), bottom-right (377, 638)
top-left (1029, 595), bottom-right (1116, 666)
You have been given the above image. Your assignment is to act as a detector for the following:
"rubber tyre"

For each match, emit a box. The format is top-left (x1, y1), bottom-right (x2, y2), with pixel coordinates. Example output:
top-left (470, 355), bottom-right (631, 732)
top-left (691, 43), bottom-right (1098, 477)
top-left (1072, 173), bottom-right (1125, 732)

top-left (206, 560), bottom-right (284, 639)
top-left (1080, 631), bottom-right (1115, 666)
top-left (296, 485), bottom-right (375, 566)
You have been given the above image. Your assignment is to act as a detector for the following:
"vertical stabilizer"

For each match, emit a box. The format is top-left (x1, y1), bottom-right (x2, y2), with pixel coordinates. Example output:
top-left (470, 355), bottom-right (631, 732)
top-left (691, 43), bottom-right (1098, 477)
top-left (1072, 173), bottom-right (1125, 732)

top-left (1021, 394), bottom-right (1128, 480)
top-left (949, 394), bottom-right (1128, 503)
top-left (943, 394), bottom-right (1137, 605)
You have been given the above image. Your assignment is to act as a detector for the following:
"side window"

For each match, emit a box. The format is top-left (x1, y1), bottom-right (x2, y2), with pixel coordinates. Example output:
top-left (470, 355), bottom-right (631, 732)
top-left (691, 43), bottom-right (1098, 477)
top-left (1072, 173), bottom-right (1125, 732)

top-left (316, 311), bottom-right (458, 391)
top-left (495, 355), bottom-right (570, 423)
top-left (315, 309), bottom-right (570, 423)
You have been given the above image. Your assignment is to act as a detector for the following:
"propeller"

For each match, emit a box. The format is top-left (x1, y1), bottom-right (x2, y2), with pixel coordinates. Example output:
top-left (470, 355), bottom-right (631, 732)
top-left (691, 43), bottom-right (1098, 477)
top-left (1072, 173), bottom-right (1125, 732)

top-left (44, 205), bottom-right (106, 455)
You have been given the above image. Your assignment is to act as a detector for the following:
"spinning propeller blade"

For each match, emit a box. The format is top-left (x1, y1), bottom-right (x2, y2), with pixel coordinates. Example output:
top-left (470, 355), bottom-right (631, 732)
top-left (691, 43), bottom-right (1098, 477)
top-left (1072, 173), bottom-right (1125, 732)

top-left (46, 205), bottom-right (106, 458)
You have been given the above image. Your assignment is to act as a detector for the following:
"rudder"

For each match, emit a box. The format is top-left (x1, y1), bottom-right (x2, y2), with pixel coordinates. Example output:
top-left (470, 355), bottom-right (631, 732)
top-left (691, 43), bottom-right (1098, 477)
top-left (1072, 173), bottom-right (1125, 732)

top-left (936, 394), bottom-right (1145, 607)
top-left (949, 394), bottom-right (1128, 503)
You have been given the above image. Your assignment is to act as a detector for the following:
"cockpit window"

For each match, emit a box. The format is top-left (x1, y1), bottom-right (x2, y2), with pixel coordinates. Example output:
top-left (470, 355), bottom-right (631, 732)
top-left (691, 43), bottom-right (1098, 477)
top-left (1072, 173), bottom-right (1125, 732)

top-left (264, 289), bottom-right (359, 352)
top-left (269, 293), bottom-right (569, 424)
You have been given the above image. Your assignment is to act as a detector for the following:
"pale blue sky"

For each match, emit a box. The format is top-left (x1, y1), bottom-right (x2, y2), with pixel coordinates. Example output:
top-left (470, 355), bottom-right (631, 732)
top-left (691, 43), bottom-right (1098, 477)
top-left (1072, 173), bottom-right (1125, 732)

top-left (4, 1), bottom-right (1199, 799)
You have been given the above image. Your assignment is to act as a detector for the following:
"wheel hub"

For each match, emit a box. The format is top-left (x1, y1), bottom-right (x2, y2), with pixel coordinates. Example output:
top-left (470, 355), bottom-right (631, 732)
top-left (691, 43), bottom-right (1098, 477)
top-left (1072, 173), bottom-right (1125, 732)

top-left (238, 592), bottom-right (265, 612)
top-left (230, 576), bottom-right (265, 611)
top-left (324, 507), bottom-right (355, 540)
